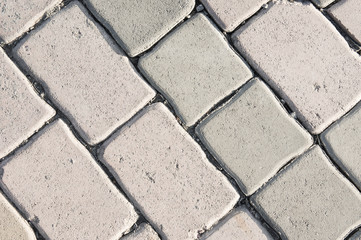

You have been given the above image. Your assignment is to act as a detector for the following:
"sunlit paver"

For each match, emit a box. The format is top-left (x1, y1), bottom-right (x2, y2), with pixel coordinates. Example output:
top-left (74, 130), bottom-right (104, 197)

top-left (121, 223), bottom-right (160, 240)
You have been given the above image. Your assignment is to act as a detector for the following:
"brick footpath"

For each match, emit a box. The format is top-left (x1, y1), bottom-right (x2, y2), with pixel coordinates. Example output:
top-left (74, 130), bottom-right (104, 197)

top-left (1, 0), bottom-right (361, 240)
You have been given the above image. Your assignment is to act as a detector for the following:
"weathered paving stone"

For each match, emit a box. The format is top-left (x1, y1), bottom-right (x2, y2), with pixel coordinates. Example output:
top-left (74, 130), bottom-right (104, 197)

top-left (350, 230), bottom-right (361, 240)
top-left (0, 192), bottom-right (36, 240)
top-left (251, 146), bottom-right (361, 240)
top-left (0, 48), bottom-right (55, 159)
top-left (328, 0), bottom-right (361, 45)
top-left (0, 120), bottom-right (138, 240)
top-left (200, 0), bottom-right (269, 32)
top-left (232, 1), bottom-right (361, 134)
top-left (121, 223), bottom-right (160, 240)
top-left (100, 103), bottom-right (239, 240)
top-left (196, 79), bottom-right (312, 195)
top-left (13, 1), bottom-right (155, 145)
top-left (310, 0), bottom-right (336, 8)
top-left (0, 0), bottom-right (61, 43)
top-left (84, 0), bottom-right (195, 57)
top-left (139, 13), bottom-right (252, 126)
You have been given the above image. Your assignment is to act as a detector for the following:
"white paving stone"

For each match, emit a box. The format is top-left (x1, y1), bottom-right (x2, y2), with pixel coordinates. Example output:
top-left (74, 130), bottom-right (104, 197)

top-left (139, 13), bottom-right (252, 126)
top-left (121, 223), bottom-right (160, 240)
top-left (232, 1), bottom-right (361, 134)
top-left (100, 103), bottom-right (239, 240)
top-left (251, 146), bottom-right (361, 240)
top-left (0, 120), bottom-right (138, 240)
top-left (0, 48), bottom-right (55, 159)
top-left (13, 1), bottom-right (155, 145)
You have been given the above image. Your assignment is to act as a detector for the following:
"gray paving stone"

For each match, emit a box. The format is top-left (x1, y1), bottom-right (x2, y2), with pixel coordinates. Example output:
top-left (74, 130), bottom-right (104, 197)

top-left (200, 0), bottom-right (269, 32)
top-left (350, 230), bottom-right (361, 240)
top-left (84, 0), bottom-right (195, 57)
top-left (121, 223), bottom-right (160, 240)
top-left (251, 146), bottom-right (361, 240)
top-left (310, 0), bottom-right (336, 8)
top-left (196, 79), bottom-right (312, 195)
top-left (232, 1), bottom-right (361, 134)
top-left (100, 103), bottom-right (239, 240)
top-left (0, 0), bottom-right (61, 43)
top-left (328, 0), bottom-right (361, 45)
top-left (13, 1), bottom-right (155, 145)
top-left (0, 192), bottom-right (36, 240)
top-left (0, 120), bottom-right (138, 240)
top-left (139, 13), bottom-right (252, 126)
top-left (0, 48), bottom-right (55, 159)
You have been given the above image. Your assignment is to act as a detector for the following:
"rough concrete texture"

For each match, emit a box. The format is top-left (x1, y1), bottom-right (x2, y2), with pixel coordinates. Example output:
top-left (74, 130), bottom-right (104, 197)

top-left (0, 0), bottom-right (61, 43)
top-left (0, 192), bottom-right (36, 240)
top-left (321, 102), bottom-right (361, 190)
top-left (200, 0), bottom-right (269, 32)
top-left (84, 0), bottom-right (195, 57)
top-left (328, 0), bottom-right (361, 45)
top-left (310, 0), bottom-right (336, 8)
top-left (121, 223), bottom-right (160, 240)
top-left (202, 206), bottom-right (272, 240)
top-left (139, 13), bottom-right (252, 126)
top-left (196, 79), bottom-right (312, 195)
top-left (350, 230), bottom-right (361, 240)
top-left (252, 146), bottom-right (361, 240)
top-left (13, 1), bottom-right (155, 145)
top-left (0, 120), bottom-right (138, 240)
top-left (0, 48), bottom-right (55, 159)
top-left (100, 103), bottom-right (239, 240)
top-left (232, 1), bottom-right (361, 134)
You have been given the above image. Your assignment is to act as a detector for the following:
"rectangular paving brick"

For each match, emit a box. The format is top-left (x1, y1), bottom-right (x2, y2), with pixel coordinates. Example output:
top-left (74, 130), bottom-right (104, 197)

top-left (252, 146), bottom-right (361, 240)
top-left (0, 120), bottom-right (138, 240)
top-left (100, 103), bottom-right (239, 240)
top-left (232, 1), bottom-right (361, 134)
top-left (84, 0), bottom-right (195, 56)
top-left (13, 1), bottom-right (155, 145)
top-left (0, 48), bottom-right (55, 159)
top-left (139, 13), bottom-right (252, 126)
top-left (121, 223), bottom-right (160, 240)
top-left (197, 78), bottom-right (312, 195)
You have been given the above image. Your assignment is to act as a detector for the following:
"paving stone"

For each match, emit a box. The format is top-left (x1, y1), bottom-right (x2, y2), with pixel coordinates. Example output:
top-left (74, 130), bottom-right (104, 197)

top-left (251, 146), bottom-right (361, 240)
top-left (196, 79), bottom-right (312, 195)
top-left (328, 0), bottom-right (361, 45)
top-left (0, 48), bottom-right (55, 159)
top-left (200, 0), bottom-right (269, 32)
top-left (0, 120), bottom-right (138, 240)
top-left (202, 206), bottom-right (272, 240)
top-left (13, 1), bottom-right (155, 145)
top-left (310, 0), bottom-right (336, 8)
top-left (84, 0), bottom-right (195, 57)
top-left (350, 230), bottom-right (361, 240)
top-left (0, 192), bottom-right (36, 240)
top-left (0, 0), bottom-right (61, 43)
top-left (121, 223), bottom-right (160, 240)
top-left (139, 13), bottom-right (252, 126)
top-left (100, 103), bottom-right (239, 240)
top-left (232, 1), bottom-right (361, 134)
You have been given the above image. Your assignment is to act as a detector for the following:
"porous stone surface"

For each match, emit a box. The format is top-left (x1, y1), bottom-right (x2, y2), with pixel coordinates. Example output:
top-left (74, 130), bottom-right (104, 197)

top-left (0, 192), bottom-right (36, 240)
top-left (13, 1), bottom-right (155, 145)
top-left (328, 0), bottom-right (361, 45)
top-left (350, 230), bottom-right (361, 240)
top-left (251, 146), bottom-right (361, 240)
top-left (121, 223), bottom-right (160, 240)
top-left (100, 103), bottom-right (239, 240)
top-left (0, 120), bottom-right (138, 240)
top-left (232, 1), bottom-right (361, 134)
top-left (200, 0), bottom-right (269, 32)
top-left (197, 79), bottom-right (312, 195)
top-left (0, 0), bottom-right (61, 43)
top-left (0, 48), bottom-right (55, 159)
top-left (84, 0), bottom-right (195, 57)
top-left (139, 13), bottom-right (252, 126)
top-left (310, 0), bottom-right (336, 8)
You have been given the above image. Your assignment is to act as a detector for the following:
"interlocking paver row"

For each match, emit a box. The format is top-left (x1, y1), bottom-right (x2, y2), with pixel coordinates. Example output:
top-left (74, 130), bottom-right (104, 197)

top-left (121, 223), bottom-right (160, 240)
top-left (100, 103), bottom-right (239, 240)
top-left (0, 120), bottom-right (138, 240)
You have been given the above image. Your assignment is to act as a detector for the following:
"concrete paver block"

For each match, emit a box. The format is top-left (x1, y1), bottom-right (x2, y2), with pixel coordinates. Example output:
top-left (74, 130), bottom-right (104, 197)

top-left (121, 223), bottom-right (160, 240)
top-left (328, 0), bottom-right (361, 45)
top-left (350, 230), bottom-right (361, 240)
top-left (0, 48), bottom-right (55, 159)
top-left (232, 1), bottom-right (361, 134)
top-left (0, 120), bottom-right (138, 240)
top-left (0, 193), bottom-right (36, 240)
top-left (139, 13), bottom-right (252, 126)
top-left (251, 146), bottom-right (361, 240)
top-left (310, 0), bottom-right (336, 8)
top-left (100, 103), bottom-right (239, 240)
top-left (0, 0), bottom-right (61, 43)
top-left (200, 0), bottom-right (269, 32)
top-left (13, 1), bottom-right (155, 145)
top-left (197, 79), bottom-right (312, 195)
top-left (84, 0), bottom-right (195, 57)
